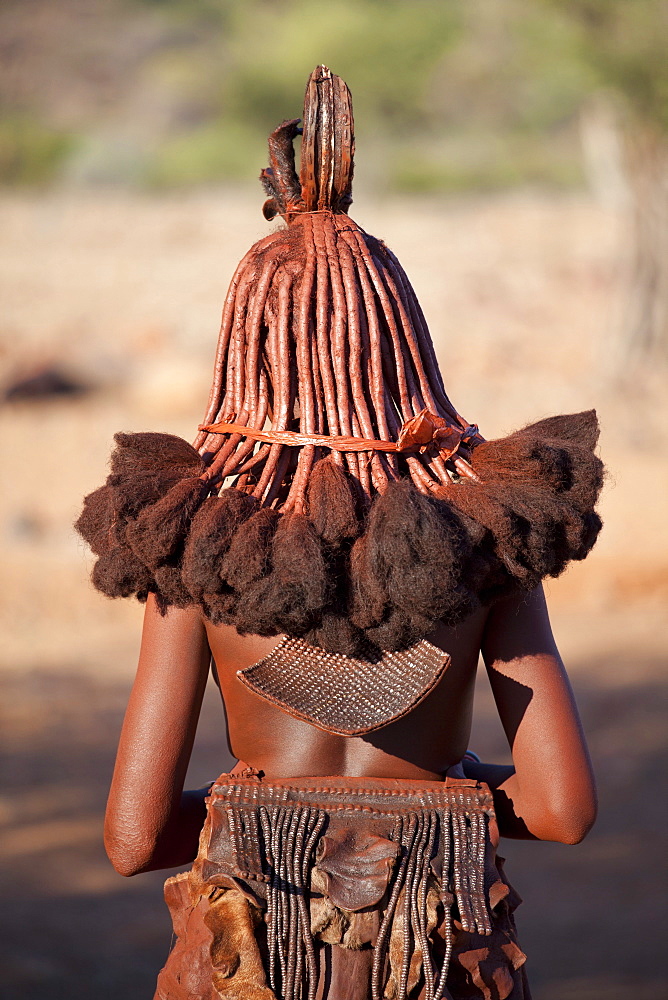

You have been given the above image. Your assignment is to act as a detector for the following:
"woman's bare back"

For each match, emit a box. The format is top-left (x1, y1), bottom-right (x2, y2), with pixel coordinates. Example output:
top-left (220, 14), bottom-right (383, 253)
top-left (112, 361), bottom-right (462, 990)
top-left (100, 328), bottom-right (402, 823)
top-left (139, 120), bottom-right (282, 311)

top-left (204, 607), bottom-right (489, 780)
top-left (103, 585), bottom-right (596, 877)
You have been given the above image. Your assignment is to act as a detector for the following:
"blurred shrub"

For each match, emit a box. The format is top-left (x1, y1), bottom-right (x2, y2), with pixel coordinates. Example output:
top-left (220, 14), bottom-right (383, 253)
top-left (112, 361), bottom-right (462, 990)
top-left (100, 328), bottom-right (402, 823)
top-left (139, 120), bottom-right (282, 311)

top-left (0, 115), bottom-right (75, 185)
top-left (219, 0), bottom-right (461, 133)
top-left (1, 0), bottom-right (666, 192)
top-left (392, 134), bottom-right (584, 194)
top-left (146, 120), bottom-right (265, 187)
top-left (540, 0), bottom-right (668, 131)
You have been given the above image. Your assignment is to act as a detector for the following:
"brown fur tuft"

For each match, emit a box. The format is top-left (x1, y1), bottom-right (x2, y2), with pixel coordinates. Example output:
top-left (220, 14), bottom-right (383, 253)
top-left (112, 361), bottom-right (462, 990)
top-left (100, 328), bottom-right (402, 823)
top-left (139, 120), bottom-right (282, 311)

top-left (182, 491), bottom-right (259, 600)
top-left (126, 477), bottom-right (210, 570)
top-left (234, 512), bottom-right (330, 636)
top-left (221, 508), bottom-right (281, 593)
top-left (111, 432), bottom-right (204, 477)
top-left (91, 545), bottom-right (153, 600)
top-left (75, 485), bottom-right (115, 556)
top-left (306, 458), bottom-right (360, 547)
top-left (76, 410), bottom-right (604, 652)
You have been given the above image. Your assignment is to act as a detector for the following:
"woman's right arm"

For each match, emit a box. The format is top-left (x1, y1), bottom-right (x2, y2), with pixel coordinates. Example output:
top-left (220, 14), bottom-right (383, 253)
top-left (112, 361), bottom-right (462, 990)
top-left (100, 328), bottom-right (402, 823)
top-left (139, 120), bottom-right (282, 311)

top-left (104, 596), bottom-right (212, 875)
top-left (476, 584), bottom-right (597, 844)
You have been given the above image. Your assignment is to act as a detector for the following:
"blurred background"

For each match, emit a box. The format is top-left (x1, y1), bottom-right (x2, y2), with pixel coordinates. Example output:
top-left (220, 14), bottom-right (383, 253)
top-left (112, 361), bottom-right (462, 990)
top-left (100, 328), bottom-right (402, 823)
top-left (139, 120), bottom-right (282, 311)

top-left (1, 1), bottom-right (666, 998)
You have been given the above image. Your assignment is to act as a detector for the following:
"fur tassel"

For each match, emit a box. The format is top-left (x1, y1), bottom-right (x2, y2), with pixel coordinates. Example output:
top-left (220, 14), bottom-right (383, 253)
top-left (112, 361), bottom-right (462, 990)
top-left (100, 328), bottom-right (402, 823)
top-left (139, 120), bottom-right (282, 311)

top-left (221, 508), bottom-right (281, 592)
top-left (350, 481), bottom-right (474, 631)
top-left (76, 432), bottom-right (206, 560)
top-left (201, 590), bottom-right (238, 627)
top-left (349, 534), bottom-right (386, 630)
top-left (111, 432), bottom-right (204, 477)
top-left (307, 458), bottom-right (360, 546)
top-left (446, 410), bottom-right (604, 585)
top-left (126, 477), bottom-right (210, 570)
top-left (75, 485), bottom-right (114, 556)
top-left (303, 614), bottom-right (367, 657)
top-left (153, 564), bottom-right (193, 609)
top-left (182, 491), bottom-right (259, 600)
top-left (201, 508), bottom-right (282, 628)
top-left (233, 513), bottom-right (330, 636)
top-left (365, 607), bottom-right (433, 652)
top-left (514, 409), bottom-right (600, 450)
top-left (91, 545), bottom-right (152, 600)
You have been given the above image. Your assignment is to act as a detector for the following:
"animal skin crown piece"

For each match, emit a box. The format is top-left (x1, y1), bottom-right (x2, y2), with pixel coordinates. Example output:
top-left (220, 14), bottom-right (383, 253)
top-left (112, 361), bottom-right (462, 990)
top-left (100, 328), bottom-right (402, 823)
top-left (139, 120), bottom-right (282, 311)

top-left (301, 65), bottom-right (355, 212)
top-left (260, 65), bottom-right (355, 220)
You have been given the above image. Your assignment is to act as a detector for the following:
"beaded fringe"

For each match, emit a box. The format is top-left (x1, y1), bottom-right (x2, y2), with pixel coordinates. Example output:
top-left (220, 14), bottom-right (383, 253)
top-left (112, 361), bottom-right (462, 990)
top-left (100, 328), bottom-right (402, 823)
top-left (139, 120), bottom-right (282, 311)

top-left (237, 798), bottom-right (491, 1000)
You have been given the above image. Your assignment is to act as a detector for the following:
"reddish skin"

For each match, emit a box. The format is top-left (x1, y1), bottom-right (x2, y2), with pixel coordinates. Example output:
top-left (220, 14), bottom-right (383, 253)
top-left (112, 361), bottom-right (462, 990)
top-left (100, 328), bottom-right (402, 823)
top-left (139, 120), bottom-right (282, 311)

top-left (104, 585), bottom-right (597, 877)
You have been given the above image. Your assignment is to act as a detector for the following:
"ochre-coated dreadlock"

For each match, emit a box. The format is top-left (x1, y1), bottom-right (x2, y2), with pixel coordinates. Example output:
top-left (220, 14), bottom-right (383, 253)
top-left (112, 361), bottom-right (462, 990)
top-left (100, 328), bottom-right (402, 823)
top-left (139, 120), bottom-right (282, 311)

top-left (192, 68), bottom-right (479, 505)
top-left (76, 67), bottom-right (604, 654)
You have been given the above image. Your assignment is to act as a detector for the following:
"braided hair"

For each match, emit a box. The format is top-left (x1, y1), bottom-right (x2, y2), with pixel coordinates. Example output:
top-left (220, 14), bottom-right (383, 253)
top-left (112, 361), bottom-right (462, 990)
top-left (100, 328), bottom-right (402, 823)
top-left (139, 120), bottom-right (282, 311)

top-left (76, 67), bottom-right (604, 654)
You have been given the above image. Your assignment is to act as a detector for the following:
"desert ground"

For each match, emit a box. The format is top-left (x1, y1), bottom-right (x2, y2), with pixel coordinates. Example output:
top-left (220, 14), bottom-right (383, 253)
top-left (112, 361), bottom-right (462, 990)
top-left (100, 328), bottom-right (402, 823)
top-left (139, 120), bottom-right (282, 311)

top-left (1, 189), bottom-right (666, 999)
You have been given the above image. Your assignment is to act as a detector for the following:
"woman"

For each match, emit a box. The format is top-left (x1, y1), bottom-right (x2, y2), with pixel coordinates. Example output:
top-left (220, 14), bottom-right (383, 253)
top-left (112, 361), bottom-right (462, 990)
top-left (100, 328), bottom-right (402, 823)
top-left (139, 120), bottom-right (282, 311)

top-left (79, 68), bottom-right (601, 999)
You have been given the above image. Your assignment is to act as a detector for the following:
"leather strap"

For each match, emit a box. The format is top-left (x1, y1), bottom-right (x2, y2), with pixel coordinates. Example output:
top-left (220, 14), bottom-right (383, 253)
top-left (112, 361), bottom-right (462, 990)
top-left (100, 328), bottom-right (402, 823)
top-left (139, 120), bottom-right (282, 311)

top-left (201, 408), bottom-right (482, 464)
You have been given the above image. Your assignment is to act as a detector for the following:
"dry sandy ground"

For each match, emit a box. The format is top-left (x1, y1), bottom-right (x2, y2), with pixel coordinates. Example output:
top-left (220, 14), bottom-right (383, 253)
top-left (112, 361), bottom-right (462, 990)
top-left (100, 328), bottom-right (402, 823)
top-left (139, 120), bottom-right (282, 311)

top-left (1, 190), bottom-right (666, 999)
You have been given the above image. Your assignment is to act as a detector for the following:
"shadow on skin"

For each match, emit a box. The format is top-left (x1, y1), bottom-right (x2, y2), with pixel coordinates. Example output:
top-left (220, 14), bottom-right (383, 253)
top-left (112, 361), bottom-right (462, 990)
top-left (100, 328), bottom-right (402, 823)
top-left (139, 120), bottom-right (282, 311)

top-left (365, 664), bottom-right (534, 775)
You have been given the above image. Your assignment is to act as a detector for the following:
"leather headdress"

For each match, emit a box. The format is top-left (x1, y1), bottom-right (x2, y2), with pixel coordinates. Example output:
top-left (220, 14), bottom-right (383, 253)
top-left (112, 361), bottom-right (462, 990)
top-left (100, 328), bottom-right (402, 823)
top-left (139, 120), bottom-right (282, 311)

top-left (76, 66), bottom-right (604, 656)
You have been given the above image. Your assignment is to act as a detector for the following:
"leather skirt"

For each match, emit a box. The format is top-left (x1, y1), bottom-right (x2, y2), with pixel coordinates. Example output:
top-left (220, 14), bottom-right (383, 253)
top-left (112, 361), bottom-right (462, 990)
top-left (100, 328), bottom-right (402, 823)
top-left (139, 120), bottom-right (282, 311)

top-left (154, 772), bottom-right (529, 1000)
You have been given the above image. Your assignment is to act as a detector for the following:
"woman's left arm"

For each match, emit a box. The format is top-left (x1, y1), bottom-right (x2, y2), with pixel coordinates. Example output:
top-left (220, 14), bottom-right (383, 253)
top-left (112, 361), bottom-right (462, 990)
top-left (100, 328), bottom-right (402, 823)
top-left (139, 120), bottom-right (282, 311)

top-left (104, 595), bottom-right (213, 876)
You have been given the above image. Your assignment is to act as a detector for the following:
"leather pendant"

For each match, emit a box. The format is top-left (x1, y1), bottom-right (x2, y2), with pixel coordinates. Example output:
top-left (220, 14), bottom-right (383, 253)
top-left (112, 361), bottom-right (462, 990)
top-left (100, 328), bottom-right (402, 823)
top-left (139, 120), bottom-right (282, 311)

top-left (236, 637), bottom-right (450, 735)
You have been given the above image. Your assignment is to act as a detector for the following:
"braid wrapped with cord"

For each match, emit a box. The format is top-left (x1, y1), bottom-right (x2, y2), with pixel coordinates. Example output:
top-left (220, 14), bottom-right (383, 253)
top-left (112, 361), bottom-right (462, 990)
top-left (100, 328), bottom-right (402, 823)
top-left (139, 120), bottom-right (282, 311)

top-left (76, 66), bottom-right (604, 655)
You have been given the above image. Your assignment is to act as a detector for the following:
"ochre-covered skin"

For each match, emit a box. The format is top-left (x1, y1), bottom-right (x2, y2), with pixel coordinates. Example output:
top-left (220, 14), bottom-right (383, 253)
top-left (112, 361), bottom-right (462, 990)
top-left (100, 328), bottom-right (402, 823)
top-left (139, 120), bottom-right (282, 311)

top-left (104, 584), bottom-right (597, 881)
